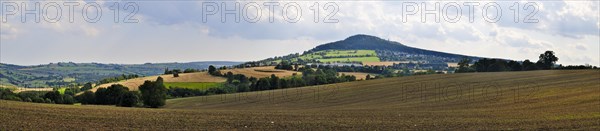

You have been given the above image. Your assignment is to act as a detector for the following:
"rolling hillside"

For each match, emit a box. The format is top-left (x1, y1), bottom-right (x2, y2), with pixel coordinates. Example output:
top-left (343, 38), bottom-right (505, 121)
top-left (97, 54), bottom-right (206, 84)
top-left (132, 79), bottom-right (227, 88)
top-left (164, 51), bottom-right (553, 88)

top-left (89, 72), bottom-right (226, 92)
top-left (220, 66), bottom-right (301, 78)
top-left (1, 70), bottom-right (598, 130)
top-left (86, 66), bottom-right (301, 92)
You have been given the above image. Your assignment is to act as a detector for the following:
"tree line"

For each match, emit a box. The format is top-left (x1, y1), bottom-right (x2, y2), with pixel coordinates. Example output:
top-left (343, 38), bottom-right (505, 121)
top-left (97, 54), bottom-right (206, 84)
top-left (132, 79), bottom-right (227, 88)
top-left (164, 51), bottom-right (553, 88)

top-left (0, 88), bottom-right (79, 104)
top-left (456, 51), bottom-right (554, 73)
top-left (456, 51), bottom-right (597, 73)
top-left (164, 68), bottom-right (202, 75)
top-left (78, 77), bottom-right (167, 108)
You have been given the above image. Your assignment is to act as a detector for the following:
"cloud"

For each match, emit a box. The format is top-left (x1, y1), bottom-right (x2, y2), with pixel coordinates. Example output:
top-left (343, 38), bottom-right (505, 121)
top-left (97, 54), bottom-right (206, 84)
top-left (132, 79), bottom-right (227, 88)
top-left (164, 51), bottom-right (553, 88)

top-left (0, 23), bottom-right (19, 40)
top-left (0, 0), bottom-right (598, 66)
top-left (494, 1), bottom-right (599, 39)
top-left (574, 44), bottom-right (587, 51)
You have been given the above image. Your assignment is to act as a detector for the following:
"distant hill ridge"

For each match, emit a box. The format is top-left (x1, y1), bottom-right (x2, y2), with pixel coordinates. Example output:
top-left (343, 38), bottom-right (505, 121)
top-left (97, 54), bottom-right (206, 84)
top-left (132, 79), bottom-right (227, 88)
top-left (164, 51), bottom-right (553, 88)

top-left (0, 61), bottom-right (241, 87)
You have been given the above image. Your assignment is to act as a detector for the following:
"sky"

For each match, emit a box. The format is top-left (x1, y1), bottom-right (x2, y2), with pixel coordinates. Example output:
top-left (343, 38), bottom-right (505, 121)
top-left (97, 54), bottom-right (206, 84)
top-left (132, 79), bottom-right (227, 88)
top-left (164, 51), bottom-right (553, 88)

top-left (0, 0), bottom-right (598, 66)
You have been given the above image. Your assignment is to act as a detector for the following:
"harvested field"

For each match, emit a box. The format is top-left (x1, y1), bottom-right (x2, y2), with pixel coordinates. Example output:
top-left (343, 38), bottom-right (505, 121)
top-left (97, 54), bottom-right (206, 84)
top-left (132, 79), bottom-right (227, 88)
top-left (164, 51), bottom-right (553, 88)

top-left (164, 82), bottom-right (224, 90)
top-left (339, 72), bottom-right (375, 80)
top-left (90, 72), bottom-right (225, 92)
top-left (1, 70), bottom-right (599, 130)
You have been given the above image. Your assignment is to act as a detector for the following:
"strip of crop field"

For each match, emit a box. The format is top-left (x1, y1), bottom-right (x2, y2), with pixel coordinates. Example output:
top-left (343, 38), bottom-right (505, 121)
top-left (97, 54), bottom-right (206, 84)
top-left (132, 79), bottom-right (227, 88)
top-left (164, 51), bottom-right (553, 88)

top-left (298, 50), bottom-right (380, 63)
top-left (317, 56), bottom-right (380, 63)
top-left (164, 82), bottom-right (224, 90)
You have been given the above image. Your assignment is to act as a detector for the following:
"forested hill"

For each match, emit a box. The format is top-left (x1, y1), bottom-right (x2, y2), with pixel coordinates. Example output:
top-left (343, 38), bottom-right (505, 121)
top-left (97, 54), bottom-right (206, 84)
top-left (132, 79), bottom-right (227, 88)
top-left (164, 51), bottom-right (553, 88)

top-left (308, 34), bottom-right (480, 59)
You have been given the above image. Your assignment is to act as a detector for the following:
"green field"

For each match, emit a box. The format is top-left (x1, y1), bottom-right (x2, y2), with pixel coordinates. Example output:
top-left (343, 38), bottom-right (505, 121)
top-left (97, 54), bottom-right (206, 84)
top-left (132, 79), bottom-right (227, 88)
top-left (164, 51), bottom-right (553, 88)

top-left (323, 50), bottom-right (376, 57)
top-left (297, 50), bottom-right (380, 63)
top-left (317, 57), bottom-right (380, 63)
top-left (56, 88), bottom-right (67, 95)
top-left (1, 70), bottom-right (598, 130)
top-left (163, 82), bottom-right (224, 90)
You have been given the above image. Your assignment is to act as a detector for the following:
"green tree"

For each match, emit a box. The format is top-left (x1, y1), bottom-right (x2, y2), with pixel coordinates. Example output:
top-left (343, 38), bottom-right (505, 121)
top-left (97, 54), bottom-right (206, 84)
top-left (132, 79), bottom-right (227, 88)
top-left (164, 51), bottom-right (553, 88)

top-left (94, 88), bottom-right (110, 104)
top-left (208, 65), bottom-right (217, 75)
top-left (77, 91), bottom-right (96, 104)
top-left (80, 82), bottom-right (93, 91)
top-left (456, 58), bottom-right (474, 73)
top-left (118, 91), bottom-right (141, 107)
top-left (507, 60), bottom-right (523, 71)
top-left (538, 50), bottom-right (559, 69)
top-left (105, 84), bottom-right (129, 105)
top-left (226, 72), bottom-right (234, 83)
top-left (44, 91), bottom-right (63, 104)
top-left (256, 78), bottom-right (271, 91)
top-left (270, 74), bottom-right (280, 89)
top-left (522, 59), bottom-right (537, 71)
top-left (279, 79), bottom-right (289, 88)
top-left (139, 77), bottom-right (167, 108)
top-left (62, 94), bottom-right (75, 104)
top-left (0, 88), bottom-right (21, 101)
top-left (164, 68), bottom-right (170, 74)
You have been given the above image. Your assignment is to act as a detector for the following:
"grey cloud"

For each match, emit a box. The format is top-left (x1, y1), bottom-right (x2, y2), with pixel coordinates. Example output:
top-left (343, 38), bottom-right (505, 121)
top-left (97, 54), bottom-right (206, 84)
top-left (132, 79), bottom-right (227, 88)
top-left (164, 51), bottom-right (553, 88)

top-left (494, 1), bottom-right (599, 39)
top-left (575, 44), bottom-right (587, 50)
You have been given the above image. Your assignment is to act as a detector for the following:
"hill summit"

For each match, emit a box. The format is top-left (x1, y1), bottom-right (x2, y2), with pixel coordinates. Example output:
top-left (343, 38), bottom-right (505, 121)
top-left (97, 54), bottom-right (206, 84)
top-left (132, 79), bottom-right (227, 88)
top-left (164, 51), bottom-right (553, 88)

top-left (309, 34), bottom-right (478, 59)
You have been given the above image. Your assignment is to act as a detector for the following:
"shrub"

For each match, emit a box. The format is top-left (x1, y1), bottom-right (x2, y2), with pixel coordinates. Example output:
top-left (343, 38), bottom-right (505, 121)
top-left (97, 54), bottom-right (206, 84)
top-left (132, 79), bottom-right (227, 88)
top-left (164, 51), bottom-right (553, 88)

top-left (77, 91), bottom-right (96, 104)
top-left (17, 91), bottom-right (46, 103)
top-left (4, 95), bottom-right (22, 101)
top-left (0, 88), bottom-right (18, 100)
top-left (80, 82), bottom-right (93, 91)
top-left (95, 84), bottom-right (129, 105)
top-left (44, 98), bottom-right (53, 103)
top-left (117, 91), bottom-right (141, 107)
top-left (63, 95), bottom-right (75, 104)
top-left (139, 77), bottom-right (167, 108)
top-left (24, 98), bottom-right (32, 102)
top-left (167, 88), bottom-right (204, 98)
top-left (32, 97), bottom-right (45, 103)
top-left (44, 91), bottom-right (63, 104)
